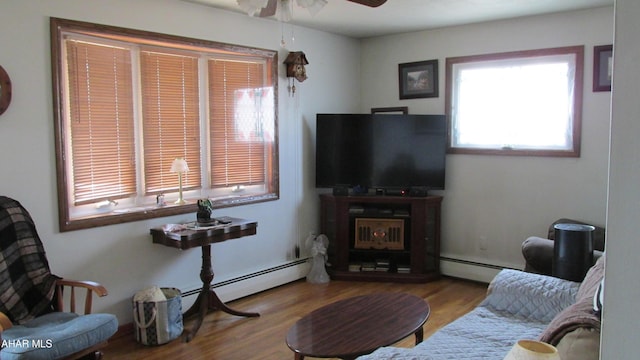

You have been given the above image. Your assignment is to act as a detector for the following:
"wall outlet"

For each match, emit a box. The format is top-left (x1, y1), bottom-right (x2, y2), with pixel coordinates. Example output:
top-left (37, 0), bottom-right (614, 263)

top-left (478, 236), bottom-right (488, 251)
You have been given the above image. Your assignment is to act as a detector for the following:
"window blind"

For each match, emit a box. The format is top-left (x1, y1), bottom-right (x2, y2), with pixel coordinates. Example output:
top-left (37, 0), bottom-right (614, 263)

top-left (53, 18), bottom-right (279, 231)
top-left (141, 50), bottom-right (202, 194)
top-left (65, 39), bottom-right (136, 205)
top-left (208, 59), bottom-right (269, 188)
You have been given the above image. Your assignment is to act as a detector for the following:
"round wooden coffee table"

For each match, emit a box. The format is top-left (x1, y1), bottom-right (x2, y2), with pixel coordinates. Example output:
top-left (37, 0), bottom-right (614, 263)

top-left (286, 292), bottom-right (430, 360)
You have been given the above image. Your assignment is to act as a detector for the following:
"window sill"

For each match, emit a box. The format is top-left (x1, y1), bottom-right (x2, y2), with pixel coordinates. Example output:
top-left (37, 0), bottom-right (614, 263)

top-left (63, 202), bottom-right (198, 232)
top-left (60, 192), bottom-right (279, 232)
top-left (447, 147), bottom-right (580, 157)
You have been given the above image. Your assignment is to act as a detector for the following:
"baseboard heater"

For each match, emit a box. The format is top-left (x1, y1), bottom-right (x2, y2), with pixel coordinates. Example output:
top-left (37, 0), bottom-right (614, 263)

top-left (440, 256), bottom-right (519, 283)
top-left (179, 256), bottom-right (514, 295)
top-left (181, 258), bottom-right (310, 300)
top-left (114, 258), bottom-right (311, 340)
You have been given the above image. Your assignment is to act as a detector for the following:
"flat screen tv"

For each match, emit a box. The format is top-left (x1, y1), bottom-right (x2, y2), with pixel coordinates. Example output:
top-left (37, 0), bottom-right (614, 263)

top-left (315, 113), bottom-right (447, 192)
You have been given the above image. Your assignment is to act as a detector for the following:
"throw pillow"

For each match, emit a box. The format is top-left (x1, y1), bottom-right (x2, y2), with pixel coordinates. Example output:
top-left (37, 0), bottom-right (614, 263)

top-left (576, 256), bottom-right (605, 300)
top-left (555, 327), bottom-right (600, 360)
top-left (593, 278), bottom-right (604, 315)
top-left (539, 256), bottom-right (604, 360)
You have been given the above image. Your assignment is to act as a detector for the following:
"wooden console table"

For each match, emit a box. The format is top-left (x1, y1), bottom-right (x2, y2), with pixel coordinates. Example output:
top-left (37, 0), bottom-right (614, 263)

top-left (150, 218), bottom-right (259, 342)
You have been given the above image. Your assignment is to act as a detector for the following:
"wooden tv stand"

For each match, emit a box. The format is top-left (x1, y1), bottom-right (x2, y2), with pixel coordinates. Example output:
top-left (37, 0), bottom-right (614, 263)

top-left (320, 194), bottom-right (442, 283)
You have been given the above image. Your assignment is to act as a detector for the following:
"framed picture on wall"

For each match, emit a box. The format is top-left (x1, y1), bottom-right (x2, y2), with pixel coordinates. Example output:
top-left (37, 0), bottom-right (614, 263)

top-left (593, 44), bottom-right (613, 92)
top-left (398, 59), bottom-right (438, 99)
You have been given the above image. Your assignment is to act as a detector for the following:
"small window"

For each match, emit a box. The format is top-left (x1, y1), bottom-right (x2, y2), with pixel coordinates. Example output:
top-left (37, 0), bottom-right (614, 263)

top-left (446, 46), bottom-right (584, 157)
top-left (51, 18), bottom-right (279, 231)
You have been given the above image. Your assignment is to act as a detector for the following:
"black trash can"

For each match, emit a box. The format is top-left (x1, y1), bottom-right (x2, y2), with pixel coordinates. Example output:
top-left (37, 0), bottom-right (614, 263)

top-left (552, 223), bottom-right (595, 281)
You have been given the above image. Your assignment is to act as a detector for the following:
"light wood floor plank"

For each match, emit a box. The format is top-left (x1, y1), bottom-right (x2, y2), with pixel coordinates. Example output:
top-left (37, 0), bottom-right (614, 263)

top-left (104, 277), bottom-right (488, 360)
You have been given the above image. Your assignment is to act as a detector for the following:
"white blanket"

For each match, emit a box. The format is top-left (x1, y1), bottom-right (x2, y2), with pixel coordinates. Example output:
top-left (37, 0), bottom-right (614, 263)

top-left (357, 270), bottom-right (580, 360)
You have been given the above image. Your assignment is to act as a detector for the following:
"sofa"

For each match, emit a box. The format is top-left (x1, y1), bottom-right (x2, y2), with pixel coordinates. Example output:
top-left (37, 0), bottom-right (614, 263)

top-left (357, 257), bottom-right (604, 360)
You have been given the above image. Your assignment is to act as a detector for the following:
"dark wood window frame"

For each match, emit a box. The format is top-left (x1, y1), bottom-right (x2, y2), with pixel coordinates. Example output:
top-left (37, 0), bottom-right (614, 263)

top-left (445, 46), bottom-right (584, 157)
top-left (50, 18), bottom-right (279, 231)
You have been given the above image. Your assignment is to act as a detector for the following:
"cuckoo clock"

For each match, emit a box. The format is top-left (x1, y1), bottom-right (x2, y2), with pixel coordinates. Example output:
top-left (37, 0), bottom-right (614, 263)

top-left (283, 51), bottom-right (309, 95)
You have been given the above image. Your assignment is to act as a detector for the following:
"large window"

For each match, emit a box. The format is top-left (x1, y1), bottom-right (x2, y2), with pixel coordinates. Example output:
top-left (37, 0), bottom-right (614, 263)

top-left (51, 18), bottom-right (279, 231)
top-left (446, 46), bottom-right (584, 156)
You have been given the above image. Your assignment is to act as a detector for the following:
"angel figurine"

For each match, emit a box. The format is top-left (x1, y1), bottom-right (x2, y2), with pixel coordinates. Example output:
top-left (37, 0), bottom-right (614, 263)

top-left (305, 233), bottom-right (330, 284)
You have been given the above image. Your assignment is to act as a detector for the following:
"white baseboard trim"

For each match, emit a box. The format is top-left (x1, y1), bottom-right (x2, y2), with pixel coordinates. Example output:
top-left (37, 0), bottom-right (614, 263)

top-left (180, 259), bottom-right (311, 309)
top-left (180, 256), bottom-right (516, 308)
top-left (440, 256), bottom-right (520, 283)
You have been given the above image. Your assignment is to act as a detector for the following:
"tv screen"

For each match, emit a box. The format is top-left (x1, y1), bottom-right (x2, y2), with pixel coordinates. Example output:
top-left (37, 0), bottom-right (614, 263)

top-left (315, 113), bottom-right (447, 191)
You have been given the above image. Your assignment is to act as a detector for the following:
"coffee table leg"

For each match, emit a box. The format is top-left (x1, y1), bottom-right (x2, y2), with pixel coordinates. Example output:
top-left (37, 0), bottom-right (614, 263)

top-left (294, 354), bottom-right (304, 360)
top-left (415, 327), bottom-right (424, 345)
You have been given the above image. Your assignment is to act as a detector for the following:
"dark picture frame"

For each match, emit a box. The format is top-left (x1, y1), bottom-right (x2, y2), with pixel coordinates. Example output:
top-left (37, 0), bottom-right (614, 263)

top-left (593, 45), bottom-right (613, 92)
top-left (398, 59), bottom-right (438, 99)
top-left (371, 106), bottom-right (408, 114)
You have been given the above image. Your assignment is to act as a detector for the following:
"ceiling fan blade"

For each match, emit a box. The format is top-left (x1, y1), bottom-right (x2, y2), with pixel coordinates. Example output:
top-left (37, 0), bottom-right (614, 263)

top-left (259, 0), bottom-right (278, 17)
top-left (347, 0), bottom-right (387, 7)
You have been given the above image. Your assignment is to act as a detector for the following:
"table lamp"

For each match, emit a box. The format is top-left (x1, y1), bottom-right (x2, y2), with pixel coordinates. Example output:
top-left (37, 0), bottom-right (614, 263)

top-left (170, 157), bottom-right (189, 205)
top-left (503, 340), bottom-right (560, 360)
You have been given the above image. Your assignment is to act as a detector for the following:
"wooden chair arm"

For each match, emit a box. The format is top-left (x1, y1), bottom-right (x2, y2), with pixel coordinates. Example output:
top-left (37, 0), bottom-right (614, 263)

top-left (0, 312), bottom-right (12, 332)
top-left (56, 279), bottom-right (109, 296)
top-left (55, 279), bottom-right (109, 315)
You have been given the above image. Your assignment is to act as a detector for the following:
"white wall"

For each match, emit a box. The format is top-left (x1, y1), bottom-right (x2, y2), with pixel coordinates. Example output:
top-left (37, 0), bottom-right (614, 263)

top-left (360, 7), bottom-right (614, 272)
top-left (601, 0), bottom-right (640, 358)
top-left (0, 0), bottom-right (360, 324)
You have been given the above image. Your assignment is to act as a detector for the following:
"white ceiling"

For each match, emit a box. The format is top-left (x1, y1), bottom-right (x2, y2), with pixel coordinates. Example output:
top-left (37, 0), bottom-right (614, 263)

top-left (182, 0), bottom-right (613, 38)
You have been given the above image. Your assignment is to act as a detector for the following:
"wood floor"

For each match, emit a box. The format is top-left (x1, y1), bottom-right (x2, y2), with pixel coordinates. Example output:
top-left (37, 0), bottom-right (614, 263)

top-left (104, 277), bottom-right (488, 360)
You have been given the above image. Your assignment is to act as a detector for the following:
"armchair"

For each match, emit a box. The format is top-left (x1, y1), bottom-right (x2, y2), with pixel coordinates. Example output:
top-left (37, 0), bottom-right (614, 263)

top-left (0, 196), bottom-right (118, 360)
top-left (522, 218), bottom-right (605, 276)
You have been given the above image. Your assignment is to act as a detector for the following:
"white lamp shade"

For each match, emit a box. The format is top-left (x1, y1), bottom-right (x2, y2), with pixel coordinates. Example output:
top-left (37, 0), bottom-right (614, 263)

top-left (170, 158), bottom-right (190, 173)
top-left (503, 340), bottom-right (560, 360)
